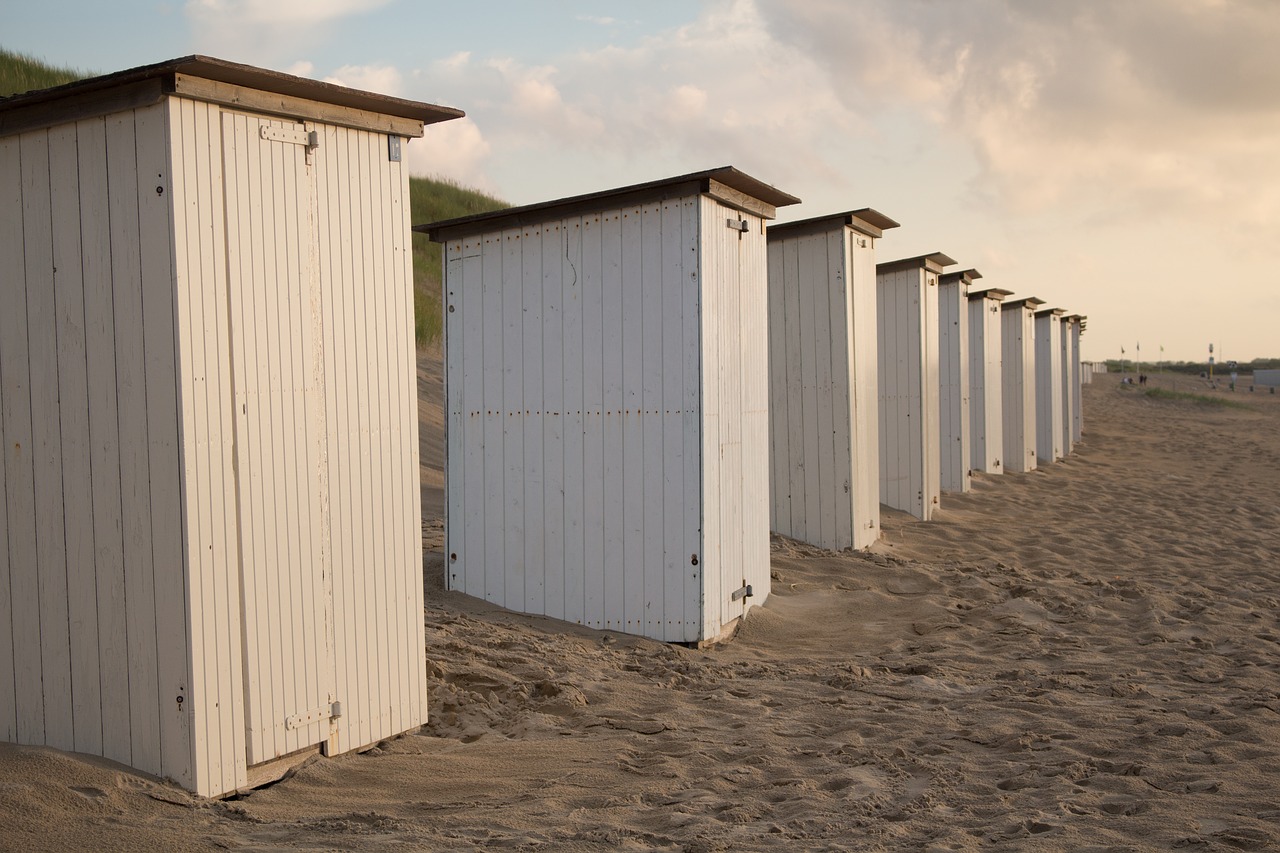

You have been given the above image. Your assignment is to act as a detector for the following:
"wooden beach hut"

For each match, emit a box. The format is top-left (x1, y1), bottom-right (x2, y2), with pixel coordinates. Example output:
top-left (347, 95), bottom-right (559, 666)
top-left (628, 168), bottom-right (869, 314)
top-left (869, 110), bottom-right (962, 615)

top-left (1035, 307), bottom-right (1066, 464)
top-left (968, 287), bottom-right (1012, 475)
top-left (1001, 297), bottom-right (1044, 473)
top-left (420, 167), bottom-right (799, 645)
top-left (876, 252), bottom-right (956, 520)
top-left (1065, 315), bottom-right (1085, 442)
top-left (766, 209), bottom-right (899, 551)
top-left (0, 57), bottom-right (462, 797)
top-left (938, 268), bottom-right (980, 493)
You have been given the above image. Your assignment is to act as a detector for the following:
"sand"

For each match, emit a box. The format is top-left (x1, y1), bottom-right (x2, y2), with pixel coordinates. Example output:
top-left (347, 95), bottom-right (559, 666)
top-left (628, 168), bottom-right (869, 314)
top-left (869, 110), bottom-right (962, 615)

top-left (2, 364), bottom-right (1278, 851)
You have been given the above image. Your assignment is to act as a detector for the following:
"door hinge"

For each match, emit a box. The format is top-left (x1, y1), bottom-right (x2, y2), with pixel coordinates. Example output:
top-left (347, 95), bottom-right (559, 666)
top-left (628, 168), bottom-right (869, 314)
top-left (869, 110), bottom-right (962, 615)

top-left (285, 701), bottom-right (340, 730)
top-left (731, 583), bottom-right (754, 602)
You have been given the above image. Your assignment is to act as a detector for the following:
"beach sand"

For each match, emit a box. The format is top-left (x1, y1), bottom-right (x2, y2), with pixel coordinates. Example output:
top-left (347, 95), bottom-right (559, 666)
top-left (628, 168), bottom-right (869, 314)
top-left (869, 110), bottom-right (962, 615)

top-left (1, 364), bottom-right (1278, 851)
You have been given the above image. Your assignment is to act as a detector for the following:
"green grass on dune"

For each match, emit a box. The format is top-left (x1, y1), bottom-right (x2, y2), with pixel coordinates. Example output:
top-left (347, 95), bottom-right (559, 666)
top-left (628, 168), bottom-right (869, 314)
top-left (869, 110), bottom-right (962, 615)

top-left (410, 175), bottom-right (508, 346)
top-left (1142, 387), bottom-right (1251, 410)
top-left (0, 48), bottom-right (86, 96)
top-left (4, 47), bottom-right (507, 348)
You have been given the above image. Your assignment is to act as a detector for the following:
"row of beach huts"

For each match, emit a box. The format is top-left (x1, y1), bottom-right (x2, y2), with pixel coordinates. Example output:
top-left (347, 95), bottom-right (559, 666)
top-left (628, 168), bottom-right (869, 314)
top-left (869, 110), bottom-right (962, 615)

top-left (0, 58), bottom-right (1091, 797)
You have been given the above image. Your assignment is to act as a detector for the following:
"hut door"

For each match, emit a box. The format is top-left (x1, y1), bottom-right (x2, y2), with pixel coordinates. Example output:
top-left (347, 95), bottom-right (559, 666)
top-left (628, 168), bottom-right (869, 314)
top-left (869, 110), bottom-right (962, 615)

top-left (221, 112), bottom-right (334, 766)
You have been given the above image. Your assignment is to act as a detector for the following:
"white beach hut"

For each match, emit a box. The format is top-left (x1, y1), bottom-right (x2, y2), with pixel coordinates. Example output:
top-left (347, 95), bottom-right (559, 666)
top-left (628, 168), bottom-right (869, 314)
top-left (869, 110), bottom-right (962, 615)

top-left (938, 268), bottom-right (980, 493)
top-left (876, 252), bottom-right (956, 520)
top-left (1001, 297), bottom-right (1044, 473)
top-left (967, 287), bottom-right (1012, 475)
top-left (1065, 315), bottom-right (1086, 441)
top-left (0, 57), bottom-right (461, 797)
top-left (766, 209), bottom-right (899, 551)
top-left (420, 167), bottom-right (799, 645)
top-left (1035, 307), bottom-right (1066, 464)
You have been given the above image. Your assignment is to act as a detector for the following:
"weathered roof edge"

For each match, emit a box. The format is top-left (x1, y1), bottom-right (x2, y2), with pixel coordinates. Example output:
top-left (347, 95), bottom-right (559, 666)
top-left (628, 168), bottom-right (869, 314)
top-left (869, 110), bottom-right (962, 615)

top-left (417, 166), bottom-right (801, 241)
top-left (1001, 296), bottom-right (1047, 310)
top-left (767, 207), bottom-right (900, 240)
top-left (968, 287), bottom-right (1014, 300)
top-left (876, 252), bottom-right (958, 276)
top-left (940, 268), bottom-right (983, 285)
top-left (0, 54), bottom-right (464, 125)
top-left (1035, 306), bottom-right (1068, 317)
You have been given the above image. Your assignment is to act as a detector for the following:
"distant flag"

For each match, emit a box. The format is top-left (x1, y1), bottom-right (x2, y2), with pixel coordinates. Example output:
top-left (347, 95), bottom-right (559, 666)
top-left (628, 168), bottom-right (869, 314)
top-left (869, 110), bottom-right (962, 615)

top-left (1121, 346), bottom-right (1125, 354)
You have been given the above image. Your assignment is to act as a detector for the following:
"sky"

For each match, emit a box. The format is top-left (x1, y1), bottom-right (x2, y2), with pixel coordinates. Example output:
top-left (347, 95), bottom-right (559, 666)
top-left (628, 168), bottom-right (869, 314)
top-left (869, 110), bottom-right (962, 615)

top-left (6, 0), bottom-right (1278, 363)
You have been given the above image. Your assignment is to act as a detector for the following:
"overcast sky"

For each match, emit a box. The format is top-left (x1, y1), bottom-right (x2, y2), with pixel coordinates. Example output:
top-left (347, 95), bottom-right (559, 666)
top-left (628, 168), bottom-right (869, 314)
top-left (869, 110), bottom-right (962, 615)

top-left (7, 0), bottom-right (1278, 362)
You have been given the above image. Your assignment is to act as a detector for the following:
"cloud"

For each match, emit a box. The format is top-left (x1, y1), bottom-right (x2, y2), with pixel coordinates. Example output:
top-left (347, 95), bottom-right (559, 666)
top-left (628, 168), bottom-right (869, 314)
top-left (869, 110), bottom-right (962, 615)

top-left (184, 0), bottom-right (391, 60)
top-left (757, 0), bottom-right (1280, 235)
top-left (407, 117), bottom-right (495, 193)
top-left (323, 63), bottom-right (403, 97)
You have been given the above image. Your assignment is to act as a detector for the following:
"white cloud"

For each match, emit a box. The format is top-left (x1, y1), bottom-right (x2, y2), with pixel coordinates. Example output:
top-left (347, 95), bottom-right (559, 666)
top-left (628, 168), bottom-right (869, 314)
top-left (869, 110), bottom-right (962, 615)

top-left (184, 0), bottom-right (390, 25)
top-left (184, 0), bottom-right (391, 60)
top-left (407, 117), bottom-right (495, 193)
top-left (323, 63), bottom-right (403, 97)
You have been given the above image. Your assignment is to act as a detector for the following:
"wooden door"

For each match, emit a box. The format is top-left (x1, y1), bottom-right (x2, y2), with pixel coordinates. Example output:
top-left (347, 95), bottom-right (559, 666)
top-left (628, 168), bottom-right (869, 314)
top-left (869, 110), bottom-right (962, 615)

top-left (221, 111), bottom-right (333, 765)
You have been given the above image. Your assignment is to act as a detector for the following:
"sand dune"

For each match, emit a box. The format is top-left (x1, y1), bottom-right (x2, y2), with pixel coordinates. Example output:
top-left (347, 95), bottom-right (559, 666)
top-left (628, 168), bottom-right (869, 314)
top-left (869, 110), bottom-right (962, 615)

top-left (1, 366), bottom-right (1278, 851)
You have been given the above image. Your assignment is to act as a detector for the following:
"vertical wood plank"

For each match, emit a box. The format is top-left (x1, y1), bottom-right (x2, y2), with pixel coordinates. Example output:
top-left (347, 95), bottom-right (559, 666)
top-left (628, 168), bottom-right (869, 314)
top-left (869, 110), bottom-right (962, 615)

top-left (600, 210), bottom-right (624, 632)
top-left (680, 198), bottom-right (700, 641)
top-left (827, 229), bottom-right (853, 550)
top-left (561, 216), bottom-right (586, 627)
top-left (501, 225), bottom-right (525, 614)
top-left (0, 134), bottom-right (37, 745)
top-left (620, 206), bottom-right (644, 635)
top-left (23, 129), bottom-right (76, 752)
top-left (580, 215), bottom-right (605, 629)
top-left (76, 115), bottom-right (132, 768)
top-left (519, 227), bottom-right (543, 614)
top-left (659, 200), bottom-right (685, 638)
top-left (48, 123), bottom-right (104, 757)
top-left (542, 221), bottom-right (566, 621)
top-left (640, 202), bottom-right (663, 637)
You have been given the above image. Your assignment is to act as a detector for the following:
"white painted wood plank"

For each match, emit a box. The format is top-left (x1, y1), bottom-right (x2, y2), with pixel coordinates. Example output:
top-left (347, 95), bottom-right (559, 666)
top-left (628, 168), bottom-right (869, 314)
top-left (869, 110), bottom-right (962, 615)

top-left (460, 233), bottom-right (486, 605)
top-left (47, 122), bottom-right (103, 757)
top-left (501, 223), bottom-right (525, 615)
top-left (580, 215), bottom-right (605, 629)
top-left (519, 226), bottom-right (543, 614)
top-left (480, 227), bottom-right (507, 608)
top-left (827, 229), bottom-right (854, 550)
top-left (796, 234), bottom-right (820, 545)
top-left (781, 238), bottom-right (804, 541)
top-left (0, 135), bottom-right (31, 744)
top-left (680, 198), bottom-right (701, 641)
top-left (444, 243), bottom-right (465, 594)
top-left (697, 199), bottom-right (720, 640)
top-left (849, 231), bottom-right (879, 548)
top-left (133, 101), bottom-right (192, 783)
top-left (21, 130), bottom-right (75, 752)
top-left (660, 199), bottom-right (685, 638)
top-left (542, 220), bottom-right (566, 622)
top-left (561, 215), bottom-right (586, 627)
top-left (640, 202), bottom-right (663, 636)
top-left (620, 206), bottom-right (645, 635)
top-left (740, 211), bottom-right (770, 607)
top-left (78, 114), bottom-right (132, 770)
top-left (765, 236), bottom-right (786, 534)
top-left (600, 209), bottom-right (624, 632)
top-left (811, 234), bottom-right (837, 548)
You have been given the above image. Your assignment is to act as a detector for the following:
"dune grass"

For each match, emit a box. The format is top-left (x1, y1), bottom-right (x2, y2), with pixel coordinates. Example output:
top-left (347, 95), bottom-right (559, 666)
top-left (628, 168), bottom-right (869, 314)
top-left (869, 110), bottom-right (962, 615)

top-left (1143, 387), bottom-right (1251, 410)
top-left (0, 48), bottom-right (86, 96)
top-left (410, 176), bottom-right (508, 346)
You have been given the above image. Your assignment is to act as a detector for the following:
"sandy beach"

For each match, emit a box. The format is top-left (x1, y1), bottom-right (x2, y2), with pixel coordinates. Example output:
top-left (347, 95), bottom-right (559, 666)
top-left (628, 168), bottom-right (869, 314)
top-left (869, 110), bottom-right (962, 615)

top-left (1, 363), bottom-right (1278, 851)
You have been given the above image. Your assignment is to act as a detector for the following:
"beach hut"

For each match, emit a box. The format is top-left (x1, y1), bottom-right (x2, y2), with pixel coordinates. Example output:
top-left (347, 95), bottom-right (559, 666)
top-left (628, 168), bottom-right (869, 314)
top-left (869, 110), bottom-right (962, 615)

top-left (968, 287), bottom-right (1012, 475)
top-left (766, 209), bottom-right (899, 551)
top-left (1066, 315), bottom-right (1086, 440)
top-left (876, 252), bottom-right (956, 520)
top-left (0, 56), bottom-right (461, 798)
top-left (419, 167), bottom-right (799, 645)
top-left (1001, 297), bottom-right (1044, 473)
top-left (1035, 307), bottom-right (1066, 463)
top-left (1059, 314), bottom-right (1077, 455)
top-left (938, 269), bottom-right (980, 493)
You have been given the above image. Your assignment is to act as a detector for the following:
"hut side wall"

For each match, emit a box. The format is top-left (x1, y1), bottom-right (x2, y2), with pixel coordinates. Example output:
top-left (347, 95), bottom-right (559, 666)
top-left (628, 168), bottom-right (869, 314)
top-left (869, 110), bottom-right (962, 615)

top-left (877, 267), bottom-right (940, 520)
top-left (1035, 313), bottom-right (1063, 463)
top-left (767, 225), bottom-right (878, 551)
top-left (938, 280), bottom-right (970, 493)
top-left (700, 196), bottom-right (771, 637)
top-left (1001, 306), bottom-right (1037, 473)
top-left (968, 295), bottom-right (1003, 474)
top-left (0, 105), bottom-right (192, 787)
top-left (443, 195), bottom-right (707, 643)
